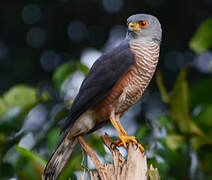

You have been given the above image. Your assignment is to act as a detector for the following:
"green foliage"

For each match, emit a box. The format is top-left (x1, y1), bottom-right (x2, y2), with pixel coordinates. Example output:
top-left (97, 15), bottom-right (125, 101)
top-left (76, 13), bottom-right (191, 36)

top-left (170, 69), bottom-right (206, 140)
top-left (47, 128), bottom-right (60, 153)
top-left (87, 134), bottom-right (106, 157)
top-left (1, 15), bottom-right (212, 180)
top-left (165, 134), bottom-right (185, 150)
top-left (0, 85), bottom-right (37, 117)
top-left (189, 18), bottom-right (212, 53)
top-left (16, 146), bottom-right (46, 180)
top-left (152, 68), bottom-right (212, 179)
top-left (190, 78), bottom-right (212, 108)
top-left (156, 71), bottom-right (170, 103)
top-left (58, 153), bottom-right (83, 180)
top-left (53, 61), bottom-right (89, 91)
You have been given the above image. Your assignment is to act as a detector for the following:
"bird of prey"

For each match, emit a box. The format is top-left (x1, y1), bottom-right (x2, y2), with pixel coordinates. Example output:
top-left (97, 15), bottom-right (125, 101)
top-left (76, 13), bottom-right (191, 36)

top-left (43, 13), bottom-right (162, 180)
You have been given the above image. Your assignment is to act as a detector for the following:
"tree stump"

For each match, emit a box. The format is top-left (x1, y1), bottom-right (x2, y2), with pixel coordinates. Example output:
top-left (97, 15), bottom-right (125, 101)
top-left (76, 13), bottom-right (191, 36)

top-left (78, 133), bottom-right (160, 180)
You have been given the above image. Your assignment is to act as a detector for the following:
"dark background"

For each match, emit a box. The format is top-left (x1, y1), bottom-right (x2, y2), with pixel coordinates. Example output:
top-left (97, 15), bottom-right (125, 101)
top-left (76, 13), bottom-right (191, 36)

top-left (0, 0), bottom-right (211, 92)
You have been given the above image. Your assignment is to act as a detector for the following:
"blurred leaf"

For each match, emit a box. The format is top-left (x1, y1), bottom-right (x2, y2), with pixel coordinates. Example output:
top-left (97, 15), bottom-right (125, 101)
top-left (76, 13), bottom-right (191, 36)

top-left (0, 162), bottom-right (14, 179)
top-left (170, 69), bottom-right (204, 136)
top-left (156, 71), bottom-right (170, 103)
top-left (47, 128), bottom-right (60, 153)
top-left (159, 116), bottom-right (173, 133)
top-left (0, 85), bottom-right (37, 116)
top-left (165, 134), bottom-right (185, 150)
top-left (189, 18), bottom-right (212, 53)
top-left (190, 78), bottom-right (212, 108)
top-left (39, 92), bottom-right (51, 103)
top-left (0, 98), bottom-right (7, 117)
top-left (0, 134), bottom-right (7, 153)
top-left (136, 126), bottom-right (148, 142)
top-left (16, 146), bottom-right (46, 179)
top-left (77, 62), bottom-right (89, 75)
top-left (58, 153), bottom-right (83, 180)
top-left (198, 145), bottom-right (212, 173)
top-left (16, 146), bottom-right (46, 167)
top-left (17, 170), bottom-right (35, 180)
top-left (54, 107), bottom-right (69, 123)
top-left (155, 145), bottom-right (191, 180)
top-left (53, 61), bottom-right (77, 91)
top-left (0, 116), bottom-right (23, 136)
top-left (194, 105), bottom-right (212, 127)
top-left (53, 61), bottom-right (89, 92)
top-left (193, 105), bottom-right (212, 139)
top-left (87, 134), bottom-right (106, 157)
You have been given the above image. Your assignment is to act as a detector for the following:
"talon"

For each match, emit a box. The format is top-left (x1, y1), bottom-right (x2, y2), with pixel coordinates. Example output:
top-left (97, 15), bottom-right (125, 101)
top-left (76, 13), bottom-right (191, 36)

top-left (114, 136), bottom-right (137, 147)
top-left (113, 136), bottom-right (145, 152)
top-left (138, 143), bottom-right (144, 153)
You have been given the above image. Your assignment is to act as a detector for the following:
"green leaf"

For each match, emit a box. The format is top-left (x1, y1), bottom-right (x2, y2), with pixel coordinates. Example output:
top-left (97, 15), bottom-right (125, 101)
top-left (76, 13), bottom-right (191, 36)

top-left (16, 146), bottom-right (46, 179)
top-left (194, 105), bottom-right (212, 127)
top-left (16, 146), bottom-right (46, 167)
top-left (135, 126), bottom-right (148, 142)
top-left (0, 98), bottom-right (7, 117)
top-left (189, 18), bottom-right (212, 53)
top-left (165, 134), bottom-right (185, 150)
top-left (54, 107), bottom-right (69, 123)
top-left (190, 78), bottom-right (212, 108)
top-left (1, 85), bottom-right (37, 116)
top-left (87, 134), bottom-right (106, 157)
top-left (156, 71), bottom-right (170, 103)
top-left (193, 105), bottom-right (212, 139)
top-left (53, 61), bottom-right (77, 91)
top-left (47, 128), bottom-right (60, 153)
top-left (17, 170), bottom-right (35, 180)
top-left (170, 69), bottom-right (207, 140)
top-left (77, 62), bottom-right (89, 75)
top-left (0, 162), bottom-right (14, 179)
top-left (159, 116), bottom-right (173, 133)
top-left (58, 153), bottom-right (83, 180)
top-left (170, 69), bottom-right (191, 132)
top-left (198, 145), bottom-right (212, 173)
top-left (53, 61), bottom-right (89, 92)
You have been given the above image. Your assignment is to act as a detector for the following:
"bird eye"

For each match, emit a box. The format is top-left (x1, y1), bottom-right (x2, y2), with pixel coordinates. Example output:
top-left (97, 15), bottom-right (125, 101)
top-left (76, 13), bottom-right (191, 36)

top-left (137, 20), bottom-right (147, 28)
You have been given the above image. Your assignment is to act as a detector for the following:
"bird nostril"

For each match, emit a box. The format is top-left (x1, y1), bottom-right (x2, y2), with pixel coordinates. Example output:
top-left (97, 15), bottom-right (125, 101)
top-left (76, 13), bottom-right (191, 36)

top-left (128, 22), bottom-right (135, 28)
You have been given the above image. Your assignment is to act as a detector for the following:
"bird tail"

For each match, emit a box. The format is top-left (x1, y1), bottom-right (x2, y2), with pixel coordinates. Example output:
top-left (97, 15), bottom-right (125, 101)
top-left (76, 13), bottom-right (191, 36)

top-left (42, 135), bottom-right (78, 180)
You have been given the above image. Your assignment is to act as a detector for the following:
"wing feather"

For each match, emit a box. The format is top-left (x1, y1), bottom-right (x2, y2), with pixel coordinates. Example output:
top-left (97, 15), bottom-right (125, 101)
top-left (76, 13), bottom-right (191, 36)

top-left (62, 41), bottom-right (135, 131)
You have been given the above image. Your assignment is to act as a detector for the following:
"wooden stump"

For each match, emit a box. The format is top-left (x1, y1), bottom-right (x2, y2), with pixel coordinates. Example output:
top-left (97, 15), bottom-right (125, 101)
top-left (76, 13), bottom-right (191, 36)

top-left (78, 134), bottom-right (160, 180)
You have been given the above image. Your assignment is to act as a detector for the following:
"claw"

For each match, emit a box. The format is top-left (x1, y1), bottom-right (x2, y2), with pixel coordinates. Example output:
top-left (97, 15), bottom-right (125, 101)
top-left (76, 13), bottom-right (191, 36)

top-left (113, 135), bottom-right (144, 152)
top-left (137, 143), bottom-right (144, 153)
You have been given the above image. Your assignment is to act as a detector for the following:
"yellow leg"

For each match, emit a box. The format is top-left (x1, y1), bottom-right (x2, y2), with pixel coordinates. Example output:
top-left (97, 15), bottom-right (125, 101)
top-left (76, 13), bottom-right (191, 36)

top-left (109, 116), bottom-right (144, 152)
top-left (117, 121), bottom-right (128, 136)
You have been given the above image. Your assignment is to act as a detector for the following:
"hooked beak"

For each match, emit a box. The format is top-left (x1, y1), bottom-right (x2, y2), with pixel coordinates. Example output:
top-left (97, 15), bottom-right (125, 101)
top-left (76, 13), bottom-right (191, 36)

top-left (128, 22), bottom-right (140, 31)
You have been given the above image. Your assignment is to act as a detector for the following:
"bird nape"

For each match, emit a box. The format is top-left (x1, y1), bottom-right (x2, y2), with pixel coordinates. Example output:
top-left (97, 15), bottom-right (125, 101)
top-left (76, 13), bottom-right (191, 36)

top-left (42, 13), bottom-right (162, 180)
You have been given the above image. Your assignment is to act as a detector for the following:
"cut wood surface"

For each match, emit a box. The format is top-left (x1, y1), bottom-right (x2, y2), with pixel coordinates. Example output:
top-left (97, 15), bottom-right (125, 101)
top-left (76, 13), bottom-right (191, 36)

top-left (78, 133), bottom-right (160, 180)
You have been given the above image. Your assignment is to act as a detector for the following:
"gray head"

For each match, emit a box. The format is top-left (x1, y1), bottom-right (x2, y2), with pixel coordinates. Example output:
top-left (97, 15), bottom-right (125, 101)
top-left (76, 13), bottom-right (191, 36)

top-left (126, 14), bottom-right (162, 44)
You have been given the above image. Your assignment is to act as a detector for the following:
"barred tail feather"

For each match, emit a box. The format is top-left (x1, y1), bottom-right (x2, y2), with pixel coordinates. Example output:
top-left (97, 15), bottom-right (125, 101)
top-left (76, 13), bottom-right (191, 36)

top-left (42, 136), bottom-right (78, 180)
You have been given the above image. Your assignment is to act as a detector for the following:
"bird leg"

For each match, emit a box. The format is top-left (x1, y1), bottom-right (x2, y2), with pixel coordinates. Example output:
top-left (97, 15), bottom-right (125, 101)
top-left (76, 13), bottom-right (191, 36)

top-left (109, 113), bottom-right (144, 152)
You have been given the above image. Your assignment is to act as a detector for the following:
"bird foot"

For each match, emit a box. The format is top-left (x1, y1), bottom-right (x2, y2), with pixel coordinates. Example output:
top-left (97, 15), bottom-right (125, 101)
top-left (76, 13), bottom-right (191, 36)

top-left (114, 135), bottom-right (144, 152)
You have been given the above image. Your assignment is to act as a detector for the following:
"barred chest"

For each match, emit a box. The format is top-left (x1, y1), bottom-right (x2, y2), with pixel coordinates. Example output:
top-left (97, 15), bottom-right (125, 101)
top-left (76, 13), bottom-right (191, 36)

top-left (116, 40), bottom-right (160, 113)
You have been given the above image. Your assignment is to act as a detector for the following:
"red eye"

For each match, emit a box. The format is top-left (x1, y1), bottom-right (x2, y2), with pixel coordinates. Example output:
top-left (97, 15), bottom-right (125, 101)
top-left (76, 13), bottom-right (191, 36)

top-left (137, 20), bottom-right (147, 28)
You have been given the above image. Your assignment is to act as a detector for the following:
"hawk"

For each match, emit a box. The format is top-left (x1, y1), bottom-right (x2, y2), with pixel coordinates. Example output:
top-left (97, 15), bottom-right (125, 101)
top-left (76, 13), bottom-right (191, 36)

top-left (43, 14), bottom-right (162, 180)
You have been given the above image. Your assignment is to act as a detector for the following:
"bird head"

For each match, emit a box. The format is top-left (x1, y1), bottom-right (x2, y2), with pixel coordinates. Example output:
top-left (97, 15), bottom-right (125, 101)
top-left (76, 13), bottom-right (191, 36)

top-left (126, 14), bottom-right (162, 44)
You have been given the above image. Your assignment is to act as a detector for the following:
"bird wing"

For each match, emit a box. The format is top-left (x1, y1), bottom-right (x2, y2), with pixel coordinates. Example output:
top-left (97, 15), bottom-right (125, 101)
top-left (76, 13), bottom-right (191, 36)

top-left (62, 41), bottom-right (135, 131)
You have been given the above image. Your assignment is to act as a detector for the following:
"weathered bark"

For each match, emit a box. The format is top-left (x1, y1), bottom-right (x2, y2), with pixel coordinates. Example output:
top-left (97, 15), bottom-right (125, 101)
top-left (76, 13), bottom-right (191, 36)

top-left (78, 133), bottom-right (160, 180)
